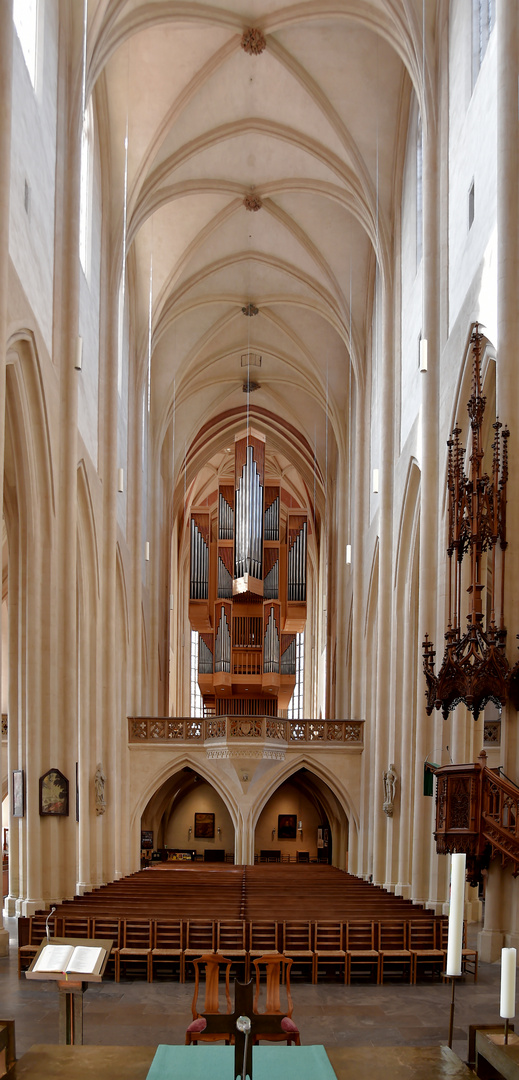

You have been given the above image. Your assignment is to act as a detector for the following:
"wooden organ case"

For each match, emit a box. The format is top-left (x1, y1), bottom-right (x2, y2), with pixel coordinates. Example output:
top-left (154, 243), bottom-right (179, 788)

top-left (189, 429), bottom-right (308, 716)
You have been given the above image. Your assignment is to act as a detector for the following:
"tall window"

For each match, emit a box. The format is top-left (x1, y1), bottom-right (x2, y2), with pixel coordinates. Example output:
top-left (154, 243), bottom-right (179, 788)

top-left (190, 631), bottom-right (203, 717)
top-left (472, 0), bottom-right (495, 86)
top-left (287, 632), bottom-right (305, 720)
top-left (79, 100), bottom-right (94, 276)
top-left (416, 115), bottom-right (423, 268)
top-left (13, 0), bottom-right (38, 87)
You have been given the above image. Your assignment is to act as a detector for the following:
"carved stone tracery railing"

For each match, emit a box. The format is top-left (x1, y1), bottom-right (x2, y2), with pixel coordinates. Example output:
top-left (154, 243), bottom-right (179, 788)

top-left (128, 716), bottom-right (364, 747)
top-left (434, 750), bottom-right (519, 883)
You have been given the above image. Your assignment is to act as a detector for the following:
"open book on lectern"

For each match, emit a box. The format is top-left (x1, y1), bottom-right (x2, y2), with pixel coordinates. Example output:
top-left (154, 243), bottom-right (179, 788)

top-left (32, 942), bottom-right (105, 975)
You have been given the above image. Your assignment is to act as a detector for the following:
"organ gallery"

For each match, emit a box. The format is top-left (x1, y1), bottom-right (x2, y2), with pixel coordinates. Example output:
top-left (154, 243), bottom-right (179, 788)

top-left (189, 429), bottom-right (308, 717)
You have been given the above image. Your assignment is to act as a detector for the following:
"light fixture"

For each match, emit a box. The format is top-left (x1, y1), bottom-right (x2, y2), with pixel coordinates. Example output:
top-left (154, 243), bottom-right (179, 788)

top-left (217, 826), bottom-right (221, 838)
top-left (346, 544), bottom-right (352, 564)
top-left (271, 829), bottom-right (275, 841)
top-left (117, 467), bottom-right (124, 493)
top-left (188, 826), bottom-right (192, 840)
top-left (75, 336), bottom-right (83, 371)
top-left (372, 468), bottom-right (379, 493)
top-left (145, 541), bottom-right (150, 561)
top-left (419, 337), bottom-right (428, 372)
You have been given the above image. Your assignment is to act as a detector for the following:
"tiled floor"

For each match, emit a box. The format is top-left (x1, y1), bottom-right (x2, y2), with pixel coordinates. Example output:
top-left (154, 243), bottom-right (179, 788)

top-left (0, 919), bottom-right (505, 1066)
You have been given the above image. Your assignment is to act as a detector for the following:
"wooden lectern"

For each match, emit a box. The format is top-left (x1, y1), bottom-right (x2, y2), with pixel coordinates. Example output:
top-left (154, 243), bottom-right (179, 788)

top-left (26, 936), bottom-right (112, 1045)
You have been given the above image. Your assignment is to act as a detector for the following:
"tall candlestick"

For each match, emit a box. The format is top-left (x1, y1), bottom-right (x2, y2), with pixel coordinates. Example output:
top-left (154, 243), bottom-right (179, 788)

top-left (500, 948), bottom-right (517, 1018)
top-left (446, 853), bottom-right (465, 976)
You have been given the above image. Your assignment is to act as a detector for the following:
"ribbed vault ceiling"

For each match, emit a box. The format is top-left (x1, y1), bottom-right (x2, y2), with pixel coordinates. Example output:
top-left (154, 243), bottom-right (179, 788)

top-left (87, 1), bottom-right (427, 512)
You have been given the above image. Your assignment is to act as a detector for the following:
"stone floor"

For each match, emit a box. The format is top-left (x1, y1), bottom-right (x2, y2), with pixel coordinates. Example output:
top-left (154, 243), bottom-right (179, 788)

top-left (0, 919), bottom-right (506, 1066)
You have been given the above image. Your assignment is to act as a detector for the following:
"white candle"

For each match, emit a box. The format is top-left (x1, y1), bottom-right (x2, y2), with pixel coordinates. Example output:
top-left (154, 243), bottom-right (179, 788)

top-left (500, 948), bottom-right (517, 1018)
top-left (446, 853), bottom-right (466, 976)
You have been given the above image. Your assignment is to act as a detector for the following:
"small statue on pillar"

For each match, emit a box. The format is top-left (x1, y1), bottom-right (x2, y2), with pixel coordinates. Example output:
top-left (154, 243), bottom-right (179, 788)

top-left (94, 763), bottom-right (106, 816)
top-left (383, 763), bottom-right (397, 817)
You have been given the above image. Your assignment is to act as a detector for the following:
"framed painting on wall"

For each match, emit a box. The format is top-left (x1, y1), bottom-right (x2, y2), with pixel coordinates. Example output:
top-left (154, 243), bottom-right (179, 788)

top-left (278, 814), bottom-right (297, 840)
top-left (39, 769), bottom-right (69, 816)
top-left (12, 770), bottom-right (24, 818)
top-left (194, 812), bottom-right (215, 839)
top-left (141, 830), bottom-right (154, 848)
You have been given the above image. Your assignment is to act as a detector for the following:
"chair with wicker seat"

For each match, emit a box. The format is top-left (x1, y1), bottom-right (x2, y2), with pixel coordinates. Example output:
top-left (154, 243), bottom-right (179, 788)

top-left (185, 952), bottom-right (234, 1046)
top-left (251, 953), bottom-right (300, 1046)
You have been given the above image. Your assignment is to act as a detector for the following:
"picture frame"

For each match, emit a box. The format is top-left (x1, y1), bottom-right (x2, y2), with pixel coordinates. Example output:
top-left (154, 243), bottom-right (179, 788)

top-left (141, 829), bottom-right (154, 849)
top-left (194, 812), bottom-right (215, 839)
top-left (12, 770), bottom-right (24, 818)
top-left (278, 813), bottom-right (297, 840)
top-left (39, 768), bottom-right (69, 816)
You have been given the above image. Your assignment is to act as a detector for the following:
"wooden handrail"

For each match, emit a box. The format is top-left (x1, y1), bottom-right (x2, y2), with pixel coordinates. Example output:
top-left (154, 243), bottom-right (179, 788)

top-left (434, 751), bottom-right (519, 882)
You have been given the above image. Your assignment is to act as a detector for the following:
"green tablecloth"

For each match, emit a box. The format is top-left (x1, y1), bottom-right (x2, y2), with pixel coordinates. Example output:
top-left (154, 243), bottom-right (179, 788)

top-left (146, 1043), bottom-right (337, 1080)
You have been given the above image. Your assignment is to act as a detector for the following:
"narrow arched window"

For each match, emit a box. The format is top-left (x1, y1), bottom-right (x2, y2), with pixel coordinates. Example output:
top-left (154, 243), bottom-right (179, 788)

top-left (287, 632), bottom-right (305, 720)
top-left (190, 631), bottom-right (204, 717)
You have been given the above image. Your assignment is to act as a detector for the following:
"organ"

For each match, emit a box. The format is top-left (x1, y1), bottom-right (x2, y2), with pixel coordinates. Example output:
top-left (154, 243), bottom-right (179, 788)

top-left (188, 429), bottom-right (308, 716)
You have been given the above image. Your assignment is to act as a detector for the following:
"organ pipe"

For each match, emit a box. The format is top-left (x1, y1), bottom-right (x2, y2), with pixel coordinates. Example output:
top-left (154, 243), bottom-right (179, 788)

top-left (281, 638), bottom-right (296, 675)
top-left (264, 496), bottom-right (279, 541)
top-left (264, 558), bottom-right (279, 599)
top-left (234, 445), bottom-right (263, 580)
top-left (198, 637), bottom-right (213, 674)
top-left (263, 607), bottom-right (280, 673)
top-left (219, 492), bottom-right (234, 540)
top-left (288, 521), bottom-right (307, 601)
top-left (217, 556), bottom-right (233, 598)
top-left (215, 606), bottom-right (231, 672)
top-left (190, 520), bottom-right (209, 599)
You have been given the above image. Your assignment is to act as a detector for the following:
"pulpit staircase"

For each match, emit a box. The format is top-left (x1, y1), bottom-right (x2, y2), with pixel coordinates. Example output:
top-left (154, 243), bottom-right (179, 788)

top-left (434, 751), bottom-right (519, 885)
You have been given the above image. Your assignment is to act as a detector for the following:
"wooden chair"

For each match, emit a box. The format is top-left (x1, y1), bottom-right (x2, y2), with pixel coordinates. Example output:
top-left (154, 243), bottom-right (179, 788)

top-left (151, 920), bottom-right (183, 981)
top-left (345, 921), bottom-right (380, 983)
top-left (282, 920), bottom-right (314, 981)
top-left (248, 921), bottom-right (279, 963)
top-left (216, 920), bottom-right (248, 981)
top-left (439, 919), bottom-right (478, 982)
top-left (18, 915), bottom-right (53, 978)
top-left (313, 921), bottom-right (346, 983)
top-left (0, 1020), bottom-right (15, 1077)
top-left (185, 953), bottom-right (233, 1045)
top-left (62, 916), bottom-right (92, 940)
top-left (408, 919), bottom-right (444, 983)
top-left (115, 919), bottom-right (153, 981)
top-left (184, 921), bottom-right (216, 977)
top-left (252, 954), bottom-right (300, 1045)
top-left (90, 917), bottom-right (121, 976)
top-left (378, 920), bottom-right (412, 983)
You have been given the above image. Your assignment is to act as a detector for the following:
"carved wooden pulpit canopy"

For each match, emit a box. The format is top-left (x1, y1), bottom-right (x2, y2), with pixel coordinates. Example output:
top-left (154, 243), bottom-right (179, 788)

top-left (423, 324), bottom-right (519, 720)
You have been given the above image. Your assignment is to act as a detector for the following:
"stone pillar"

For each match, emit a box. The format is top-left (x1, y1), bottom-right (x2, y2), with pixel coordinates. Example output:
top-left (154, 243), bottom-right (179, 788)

top-left (412, 115), bottom-right (440, 905)
top-left (54, 2), bottom-right (83, 903)
top-left (100, 284), bottom-right (120, 881)
top-left (496, 0), bottom-right (519, 773)
top-left (349, 378), bottom-right (367, 875)
top-left (333, 449), bottom-right (349, 715)
top-left (372, 286), bottom-right (395, 886)
top-left (0, 0), bottom-right (13, 951)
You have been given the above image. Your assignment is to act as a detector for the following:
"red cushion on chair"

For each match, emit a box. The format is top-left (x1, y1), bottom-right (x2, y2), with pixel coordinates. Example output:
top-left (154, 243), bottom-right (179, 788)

top-left (187, 1017), bottom-right (207, 1034)
top-left (281, 1016), bottom-right (299, 1034)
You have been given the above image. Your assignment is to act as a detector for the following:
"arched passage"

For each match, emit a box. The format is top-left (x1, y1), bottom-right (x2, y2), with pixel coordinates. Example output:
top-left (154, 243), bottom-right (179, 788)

top-left (253, 766), bottom-right (350, 869)
top-left (140, 766), bottom-right (235, 862)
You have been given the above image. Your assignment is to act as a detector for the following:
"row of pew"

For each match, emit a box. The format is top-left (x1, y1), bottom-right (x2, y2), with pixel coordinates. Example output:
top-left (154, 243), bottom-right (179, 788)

top-left (16, 864), bottom-right (478, 984)
top-left (18, 913), bottom-right (477, 984)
